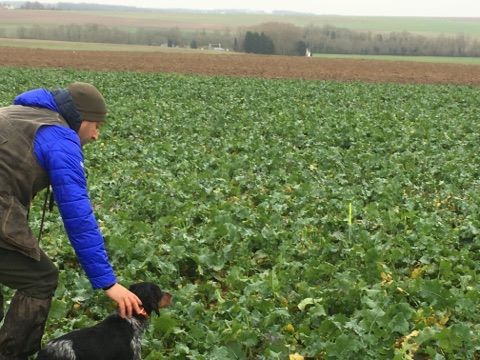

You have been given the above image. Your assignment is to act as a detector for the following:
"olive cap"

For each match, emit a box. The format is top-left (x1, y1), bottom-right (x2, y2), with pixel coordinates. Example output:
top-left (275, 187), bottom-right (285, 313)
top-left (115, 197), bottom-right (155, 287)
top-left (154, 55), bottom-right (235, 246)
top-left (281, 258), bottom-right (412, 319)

top-left (68, 82), bottom-right (107, 122)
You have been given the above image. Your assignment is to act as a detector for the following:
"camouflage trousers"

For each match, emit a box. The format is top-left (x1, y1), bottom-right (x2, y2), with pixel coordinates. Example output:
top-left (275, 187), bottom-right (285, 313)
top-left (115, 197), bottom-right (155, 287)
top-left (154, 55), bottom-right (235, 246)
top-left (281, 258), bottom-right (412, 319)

top-left (0, 247), bottom-right (58, 360)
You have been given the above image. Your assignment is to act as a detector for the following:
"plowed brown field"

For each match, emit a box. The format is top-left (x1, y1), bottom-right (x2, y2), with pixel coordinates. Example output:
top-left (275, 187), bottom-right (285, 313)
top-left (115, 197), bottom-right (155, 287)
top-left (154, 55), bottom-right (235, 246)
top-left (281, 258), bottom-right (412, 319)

top-left (1, 46), bottom-right (480, 85)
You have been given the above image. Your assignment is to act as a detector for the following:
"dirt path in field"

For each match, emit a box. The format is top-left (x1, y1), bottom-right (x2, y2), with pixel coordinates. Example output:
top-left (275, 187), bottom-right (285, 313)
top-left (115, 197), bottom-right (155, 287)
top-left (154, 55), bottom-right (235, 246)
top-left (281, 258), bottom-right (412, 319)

top-left (1, 46), bottom-right (480, 85)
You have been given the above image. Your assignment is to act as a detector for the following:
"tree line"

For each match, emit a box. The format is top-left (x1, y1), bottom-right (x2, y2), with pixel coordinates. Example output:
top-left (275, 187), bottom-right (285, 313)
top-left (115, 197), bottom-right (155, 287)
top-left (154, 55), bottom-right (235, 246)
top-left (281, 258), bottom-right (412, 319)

top-left (243, 22), bottom-right (480, 57)
top-left (1, 24), bottom-right (238, 49)
top-left (2, 21), bottom-right (479, 57)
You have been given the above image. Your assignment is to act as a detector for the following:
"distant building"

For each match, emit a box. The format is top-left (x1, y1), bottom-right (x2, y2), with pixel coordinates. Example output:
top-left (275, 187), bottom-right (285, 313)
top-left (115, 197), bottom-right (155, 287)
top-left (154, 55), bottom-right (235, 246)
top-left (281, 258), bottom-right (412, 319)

top-left (305, 48), bottom-right (312, 57)
top-left (209, 43), bottom-right (225, 51)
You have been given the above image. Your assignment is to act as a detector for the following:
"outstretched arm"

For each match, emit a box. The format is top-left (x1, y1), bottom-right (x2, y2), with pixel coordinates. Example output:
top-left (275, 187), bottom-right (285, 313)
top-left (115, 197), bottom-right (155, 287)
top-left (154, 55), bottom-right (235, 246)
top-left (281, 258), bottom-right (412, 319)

top-left (34, 125), bottom-right (142, 317)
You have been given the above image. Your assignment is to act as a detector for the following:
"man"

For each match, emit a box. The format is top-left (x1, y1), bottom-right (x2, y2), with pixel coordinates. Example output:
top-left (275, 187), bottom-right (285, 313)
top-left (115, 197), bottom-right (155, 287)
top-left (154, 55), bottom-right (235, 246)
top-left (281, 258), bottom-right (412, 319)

top-left (0, 82), bottom-right (143, 359)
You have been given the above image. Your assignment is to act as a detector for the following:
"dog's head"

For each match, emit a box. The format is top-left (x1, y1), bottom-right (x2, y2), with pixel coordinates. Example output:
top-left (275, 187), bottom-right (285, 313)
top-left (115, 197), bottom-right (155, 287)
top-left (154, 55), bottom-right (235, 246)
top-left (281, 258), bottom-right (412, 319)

top-left (129, 282), bottom-right (172, 316)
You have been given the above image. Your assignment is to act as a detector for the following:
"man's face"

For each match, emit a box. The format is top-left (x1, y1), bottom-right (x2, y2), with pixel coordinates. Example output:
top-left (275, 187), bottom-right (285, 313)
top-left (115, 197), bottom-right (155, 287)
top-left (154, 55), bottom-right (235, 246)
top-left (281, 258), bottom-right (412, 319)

top-left (78, 121), bottom-right (102, 146)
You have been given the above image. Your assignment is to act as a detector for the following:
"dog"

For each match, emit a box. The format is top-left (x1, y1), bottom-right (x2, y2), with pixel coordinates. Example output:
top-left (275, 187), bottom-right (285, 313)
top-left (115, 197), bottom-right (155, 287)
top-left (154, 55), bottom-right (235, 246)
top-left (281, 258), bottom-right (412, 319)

top-left (37, 282), bottom-right (172, 360)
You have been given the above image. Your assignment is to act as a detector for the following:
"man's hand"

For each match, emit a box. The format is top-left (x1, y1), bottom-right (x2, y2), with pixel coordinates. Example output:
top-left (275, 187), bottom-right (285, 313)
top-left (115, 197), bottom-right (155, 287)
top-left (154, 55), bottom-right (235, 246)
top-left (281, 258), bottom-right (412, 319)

top-left (104, 283), bottom-right (143, 318)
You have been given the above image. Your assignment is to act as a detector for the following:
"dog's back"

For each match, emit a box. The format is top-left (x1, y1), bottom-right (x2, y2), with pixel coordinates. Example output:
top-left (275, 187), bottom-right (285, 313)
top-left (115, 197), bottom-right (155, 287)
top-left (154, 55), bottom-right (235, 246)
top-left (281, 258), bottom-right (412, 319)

top-left (37, 282), bottom-right (171, 360)
top-left (37, 314), bottom-right (140, 360)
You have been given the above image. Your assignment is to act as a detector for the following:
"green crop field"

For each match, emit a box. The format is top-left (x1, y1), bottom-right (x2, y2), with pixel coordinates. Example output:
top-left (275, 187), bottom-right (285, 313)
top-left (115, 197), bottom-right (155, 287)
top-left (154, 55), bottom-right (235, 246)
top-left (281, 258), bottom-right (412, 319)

top-left (0, 8), bottom-right (478, 38)
top-left (314, 53), bottom-right (480, 65)
top-left (1, 67), bottom-right (480, 359)
top-left (0, 37), bottom-right (204, 52)
top-left (92, 12), bottom-right (480, 35)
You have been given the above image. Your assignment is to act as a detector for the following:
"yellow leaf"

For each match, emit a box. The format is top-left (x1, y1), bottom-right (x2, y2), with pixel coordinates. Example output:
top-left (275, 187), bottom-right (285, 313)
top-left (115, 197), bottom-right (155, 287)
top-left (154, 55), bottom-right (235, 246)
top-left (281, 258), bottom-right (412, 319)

top-left (405, 330), bottom-right (420, 340)
top-left (410, 266), bottom-right (427, 279)
top-left (381, 271), bottom-right (393, 285)
top-left (416, 309), bottom-right (450, 328)
top-left (396, 287), bottom-right (408, 295)
top-left (395, 329), bottom-right (420, 350)
top-left (438, 313), bottom-right (450, 326)
top-left (289, 353), bottom-right (304, 360)
top-left (283, 323), bottom-right (295, 333)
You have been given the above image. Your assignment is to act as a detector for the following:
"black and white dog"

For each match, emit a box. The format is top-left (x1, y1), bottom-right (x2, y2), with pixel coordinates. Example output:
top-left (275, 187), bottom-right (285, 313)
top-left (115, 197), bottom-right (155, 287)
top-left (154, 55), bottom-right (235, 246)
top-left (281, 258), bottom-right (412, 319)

top-left (37, 282), bottom-right (172, 360)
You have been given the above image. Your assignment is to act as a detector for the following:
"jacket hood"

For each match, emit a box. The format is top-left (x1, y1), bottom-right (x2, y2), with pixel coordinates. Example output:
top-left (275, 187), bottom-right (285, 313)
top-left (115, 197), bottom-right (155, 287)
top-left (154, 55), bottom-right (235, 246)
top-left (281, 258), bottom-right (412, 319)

top-left (13, 88), bottom-right (82, 132)
top-left (13, 88), bottom-right (58, 112)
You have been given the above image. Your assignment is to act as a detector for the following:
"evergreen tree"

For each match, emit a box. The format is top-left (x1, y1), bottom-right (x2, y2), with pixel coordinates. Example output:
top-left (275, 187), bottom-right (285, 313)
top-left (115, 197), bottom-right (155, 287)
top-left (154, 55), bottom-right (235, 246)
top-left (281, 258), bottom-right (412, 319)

top-left (233, 37), bottom-right (239, 52)
top-left (244, 31), bottom-right (274, 55)
top-left (295, 40), bottom-right (308, 56)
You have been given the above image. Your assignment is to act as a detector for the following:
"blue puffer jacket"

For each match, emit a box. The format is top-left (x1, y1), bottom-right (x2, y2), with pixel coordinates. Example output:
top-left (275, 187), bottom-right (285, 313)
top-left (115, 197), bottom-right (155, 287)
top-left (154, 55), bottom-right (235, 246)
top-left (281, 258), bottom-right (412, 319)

top-left (14, 89), bottom-right (116, 290)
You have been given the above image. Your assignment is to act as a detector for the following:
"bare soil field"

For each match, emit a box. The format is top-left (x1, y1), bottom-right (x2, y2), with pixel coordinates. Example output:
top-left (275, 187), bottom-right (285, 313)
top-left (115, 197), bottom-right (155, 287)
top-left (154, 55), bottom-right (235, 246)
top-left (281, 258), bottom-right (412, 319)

top-left (1, 46), bottom-right (480, 85)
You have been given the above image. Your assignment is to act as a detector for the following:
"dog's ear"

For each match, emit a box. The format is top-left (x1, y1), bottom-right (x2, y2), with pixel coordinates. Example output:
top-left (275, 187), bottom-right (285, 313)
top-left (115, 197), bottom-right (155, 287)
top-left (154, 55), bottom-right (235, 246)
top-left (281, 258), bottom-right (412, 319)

top-left (159, 292), bottom-right (172, 309)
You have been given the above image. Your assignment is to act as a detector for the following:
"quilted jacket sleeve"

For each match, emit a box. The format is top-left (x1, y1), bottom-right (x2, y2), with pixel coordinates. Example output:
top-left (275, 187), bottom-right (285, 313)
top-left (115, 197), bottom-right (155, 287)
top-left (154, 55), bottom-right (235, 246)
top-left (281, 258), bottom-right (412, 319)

top-left (34, 125), bottom-right (116, 289)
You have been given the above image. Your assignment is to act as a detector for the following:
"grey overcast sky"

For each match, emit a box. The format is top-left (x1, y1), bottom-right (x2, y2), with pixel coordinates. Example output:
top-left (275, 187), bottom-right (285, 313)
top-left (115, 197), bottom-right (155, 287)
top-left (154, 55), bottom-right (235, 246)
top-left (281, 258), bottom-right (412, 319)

top-left (36, 0), bottom-right (480, 17)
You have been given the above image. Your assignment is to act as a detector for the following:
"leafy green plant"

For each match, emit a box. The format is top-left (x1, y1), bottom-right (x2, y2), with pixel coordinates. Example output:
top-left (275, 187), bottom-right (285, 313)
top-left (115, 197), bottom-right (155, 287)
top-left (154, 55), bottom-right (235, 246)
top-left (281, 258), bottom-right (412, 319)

top-left (1, 67), bottom-right (480, 359)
